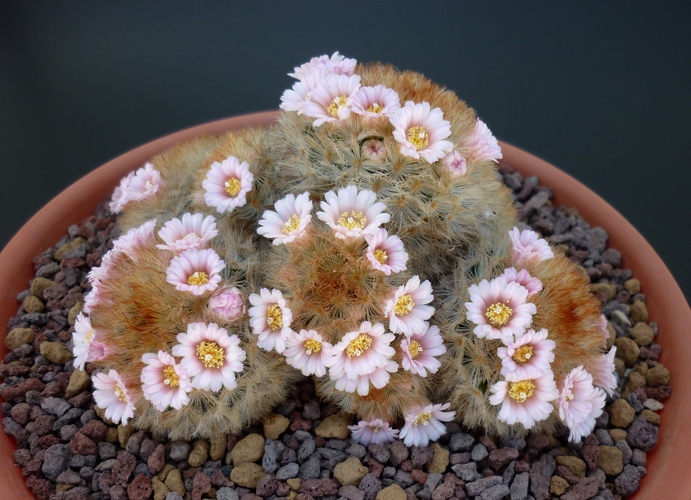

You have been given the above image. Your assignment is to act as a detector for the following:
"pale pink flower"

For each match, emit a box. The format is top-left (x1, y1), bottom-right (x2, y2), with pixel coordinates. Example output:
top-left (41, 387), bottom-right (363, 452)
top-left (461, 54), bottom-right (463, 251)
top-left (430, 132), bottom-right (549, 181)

top-left (399, 402), bottom-right (455, 447)
top-left (558, 366), bottom-right (607, 442)
top-left (595, 314), bottom-right (610, 341)
top-left (208, 286), bottom-right (245, 323)
top-left (112, 219), bottom-right (157, 258)
top-left (72, 313), bottom-right (107, 370)
top-left (499, 267), bottom-right (543, 297)
top-left (316, 185), bottom-right (390, 240)
top-left (157, 213), bottom-right (218, 253)
top-left (82, 285), bottom-right (101, 314)
top-left (288, 51), bottom-right (357, 80)
top-left (465, 276), bottom-right (536, 344)
top-left (489, 371), bottom-right (559, 429)
top-left (333, 360), bottom-right (398, 396)
top-left (497, 328), bottom-right (555, 380)
top-left (257, 192), bottom-right (313, 245)
top-left (301, 74), bottom-right (361, 126)
top-left (89, 339), bottom-right (111, 361)
top-left (591, 346), bottom-right (618, 396)
top-left (365, 229), bottom-right (408, 276)
top-left (92, 369), bottom-right (136, 425)
top-left (326, 322), bottom-right (396, 380)
top-left (172, 322), bottom-right (246, 392)
top-left (466, 119), bottom-right (502, 163)
top-left (442, 150), bottom-right (467, 177)
top-left (109, 163), bottom-right (161, 213)
top-left (140, 350), bottom-right (192, 411)
top-left (400, 323), bottom-right (446, 377)
top-left (248, 288), bottom-right (293, 354)
top-left (509, 227), bottom-right (554, 266)
top-left (284, 329), bottom-right (333, 377)
top-left (203, 156), bottom-right (254, 214)
top-left (383, 276), bottom-right (435, 335)
top-left (361, 139), bottom-right (387, 161)
top-left (166, 248), bottom-right (225, 296)
top-left (280, 70), bottom-right (328, 114)
top-left (348, 419), bottom-right (400, 446)
top-left (390, 101), bottom-right (453, 163)
top-left (351, 85), bottom-right (401, 119)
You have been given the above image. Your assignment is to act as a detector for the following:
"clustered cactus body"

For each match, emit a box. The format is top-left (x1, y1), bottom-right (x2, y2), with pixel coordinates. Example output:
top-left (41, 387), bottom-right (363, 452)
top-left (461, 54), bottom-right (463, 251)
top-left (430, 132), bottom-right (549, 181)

top-left (73, 52), bottom-right (616, 446)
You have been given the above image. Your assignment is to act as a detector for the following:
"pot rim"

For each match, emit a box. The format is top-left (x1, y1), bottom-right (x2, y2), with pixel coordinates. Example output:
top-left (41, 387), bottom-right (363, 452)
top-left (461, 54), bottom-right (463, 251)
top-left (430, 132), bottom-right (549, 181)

top-left (1, 111), bottom-right (688, 498)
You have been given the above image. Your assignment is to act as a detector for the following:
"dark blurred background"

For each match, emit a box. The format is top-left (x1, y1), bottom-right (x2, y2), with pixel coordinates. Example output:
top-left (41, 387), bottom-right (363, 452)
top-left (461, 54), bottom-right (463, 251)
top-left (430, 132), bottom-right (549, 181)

top-left (1, 1), bottom-right (689, 302)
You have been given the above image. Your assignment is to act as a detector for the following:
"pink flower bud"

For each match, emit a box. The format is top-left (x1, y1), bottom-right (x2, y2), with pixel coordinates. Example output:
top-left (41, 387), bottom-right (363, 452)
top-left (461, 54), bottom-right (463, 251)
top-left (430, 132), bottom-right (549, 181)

top-left (208, 287), bottom-right (246, 322)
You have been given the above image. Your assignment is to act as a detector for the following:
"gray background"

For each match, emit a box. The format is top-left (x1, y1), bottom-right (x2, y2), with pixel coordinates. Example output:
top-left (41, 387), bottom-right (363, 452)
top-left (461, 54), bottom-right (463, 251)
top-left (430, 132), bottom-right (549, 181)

top-left (1, 1), bottom-right (689, 302)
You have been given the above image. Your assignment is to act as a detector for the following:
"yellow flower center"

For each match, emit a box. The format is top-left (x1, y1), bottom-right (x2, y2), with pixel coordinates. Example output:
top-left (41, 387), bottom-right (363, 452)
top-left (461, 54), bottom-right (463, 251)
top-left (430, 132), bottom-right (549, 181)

top-left (304, 339), bottom-right (322, 355)
top-left (114, 384), bottom-right (127, 402)
top-left (85, 330), bottom-right (94, 344)
top-left (566, 392), bottom-right (574, 401)
top-left (485, 303), bottom-right (513, 328)
top-left (266, 305), bottom-right (283, 330)
top-left (282, 214), bottom-right (301, 235)
top-left (394, 294), bottom-right (415, 316)
top-left (337, 211), bottom-right (367, 230)
top-left (413, 412), bottom-right (431, 425)
top-left (187, 271), bottom-right (209, 286)
top-left (508, 380), bottom-right (535, 403)
top-left (225, 177), bottom-right (241, 197)
top-left (367, 102), bottom-right (384, 114)
top-left (196, 341), bottom-right (225, 369)
top-left (163, 365), bottom-right (180, 388)
top-left (373, 249), bottom-right (388, 264)
top-left (406, 126), bottom-right (429, 151)
top-left (408, 340), bottom-right (423, 359)
top-left (512, 345), bottom-right (534, 364)
top-left (346, 333), bottom-right (373, 358)
top-left (327, 96), bottom-right (349, 118)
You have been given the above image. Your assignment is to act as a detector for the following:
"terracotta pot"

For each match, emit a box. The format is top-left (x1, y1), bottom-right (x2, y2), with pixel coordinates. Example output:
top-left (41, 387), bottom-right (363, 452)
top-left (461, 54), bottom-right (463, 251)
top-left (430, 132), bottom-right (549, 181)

top-left (1, 112), bottom-right (689, 498)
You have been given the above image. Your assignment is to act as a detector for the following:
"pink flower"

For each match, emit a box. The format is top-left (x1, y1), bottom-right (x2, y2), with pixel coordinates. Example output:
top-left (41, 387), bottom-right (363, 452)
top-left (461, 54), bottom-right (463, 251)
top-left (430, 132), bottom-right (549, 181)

top-left (466, 119), bottom-right (502, 163)
top-left (333, 360), bottom-right (398, 396)
top-left (442, 150), bottom-right (467, 177)
top-left (348, 419), bottom-right (400, 446)
top-left (284, 329), bottom-right (333, 377)
top-left (72, 313), bottom-right (108, 370)
top-left (288, 52), bottom-right (357, 80)
top-left (351, 85), bottom-right (401, 119)
top-left (499, 267), bottom-right (543, 297)
top-left (465, 276), bottom-right (536, 344)
top-left (399, 402), bottom-right (455, 447)
top-left (390, 101), bottom-right (453, 163)
top-left (140, 350), bottom-right (192, 411)
top-left (591, 346), bottom-right (618, 396)
top-left (400, 323), bottom-right (446, 377)
top-left (208, 287), bottom-right (246, 323)
top-left (257, 192), bottom-right (313, 245)
top-left (203, 156), bottom-right (254, 214)
top-left (157, 213), bottom-right (218, 253)
top-left (361, 139), bottom-right (387, 161)
top-left (109, 163), bottom-right (161, 213)
top-left (248, 288), bottom-right (293, 354)
top-left (558, 366), bottom-right (607, 442)
top-left (112, 219), bottom-right (157, 258)
top-left (497, 328), bottom-right (555, 380)
top-left (316, 185), bottom-right (390, 240)
top-left (326, 322), bottom-right (396, 380)
top-left (383, 276), bottom-right (435, 335)
top-left (166, 248), bottom-right (225, 296)
top-left (365, 229), bottom-right (408, 276)
top-left (489, 371), bottom-right (559, 429)
top-left (595, 314), bottom-right (610, 341)
top-left (172, 322), bottom-right (246, 392)
top-left (509, 227), bottom-right (554, 266)
top-left (301, 74), bottom-right (362, 126)
top-left (280, 70), bottom-right (328, 114)
top-left (92, 369), bottom-right (136, 425)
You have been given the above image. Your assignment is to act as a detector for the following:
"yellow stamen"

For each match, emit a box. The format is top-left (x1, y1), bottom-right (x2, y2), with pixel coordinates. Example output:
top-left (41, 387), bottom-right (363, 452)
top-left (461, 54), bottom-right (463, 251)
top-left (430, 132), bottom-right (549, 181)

top-left (304, 339), bottom-right (322, 355)
top-left (114, 384), bottom-right (127, 402)
top-left (408, 340), bottom-right (423, 359)
top-left (163, 365), bottom-right (180, 388)
top-left (508, 380), bottom-right (535, 403)
top-left (373, 249), bottom-right (388, 264)
top-left (337, 211), bottom-right (367, 230)
top-left (406, 126), bottom-right (429, 150)
top-left (485, 303), bottom-right (512, 328)
top-left (196, 341), bottom-right (225, 369)
top-left (413, 412), bottom-right (431, 425)
top-left (367, 102), bottom-right (383, 114)
top-left (512, 345), bottom-right (534, 364)
top-left (187, 271), bottom-right (209, 286)
top-left (346, 333), bottom-right (372, 358)
top-left (327, 96), bottom-right (349, 118)
top-left (394, 294), bottom-right (415, 316)
top-left (85, 330), bottom-right (95, 343)
top-left (225, 177), bottom-right (241, 197)
top-left (566, 393), bottom-right (574, 401)
top-left (282, 214), bottom-right (301, 235)
top-left (266, 305), bottom-right (283, 330)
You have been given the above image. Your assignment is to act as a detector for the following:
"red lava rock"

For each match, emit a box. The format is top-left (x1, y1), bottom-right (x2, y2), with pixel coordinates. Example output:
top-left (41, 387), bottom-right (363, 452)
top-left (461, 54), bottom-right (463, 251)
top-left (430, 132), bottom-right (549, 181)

top-left (192, 470), bottom-right (212, 500)
top-left (411, 469), bottom-right (428, 484)
top-left (40, 381), bottom-right (65, 399)
top-left (70, 432), bottom-right (98, 455)
top-left (299, 478), bottom-right (339, 497)
top-left (561, 476), bottom-right (600, 500)
top-left (23, 456), bottom-right (45, 477)
top-left (26, 474), bottom-right (54, 500)
top-left (296, 493), bottom-right (316, 500)
top-left (211, 468), bottom-right (232, 487)
top-left (478, 436), bottom-right (497, 451)
top-left (39, 434), bottom-right (62, 449)
top-left (1, 377), bottom-right (45, 401)
top-left (184, 466), bottom-right (201, 480)
top-left (646, 385), bottom-right (672, 400)
top-left (67, 390), bottom-right (93, 407)
top-left (227, 433), bottom-right (240, 451)
top-left (368, 458), bottom-right (384, 477)
top-left (488, 448), bottom-right (519, 470)
top-left (400, 459), bottom-right (414, 472)
top-left (147, 443), bottom-right (166, 474)
top-left (33, 414), bottom-right (57, 436)
top-left (13, 448), bottom-right (32, 467)
top-left (109, 484), bottom-right (128, 500)
top-left (431, 481), bottom-right (455, 500)
top-left (7, 364), bottom-right (31, 377)
top-left (256, 474), bottom-right (279, 497)
top-left (127, 473), bottom-right (153, 500)
top-left (556, 465), bottom-right (580, 485)
top-left (289, 412), bottom-right (312, 432)
top-left (112, 451), bottom-right (137, 486)
top-left (11, 402), bottom-right (31, 425)
top-left (581, 445), bottom-right (599, 470)
top-left (80, 418), bottom-right (107, 442)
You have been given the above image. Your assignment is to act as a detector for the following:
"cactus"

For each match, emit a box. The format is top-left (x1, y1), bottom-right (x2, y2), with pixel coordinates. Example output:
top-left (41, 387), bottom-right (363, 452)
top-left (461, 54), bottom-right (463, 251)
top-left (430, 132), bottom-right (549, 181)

top-left (74, 52), bottom-right (615, 445)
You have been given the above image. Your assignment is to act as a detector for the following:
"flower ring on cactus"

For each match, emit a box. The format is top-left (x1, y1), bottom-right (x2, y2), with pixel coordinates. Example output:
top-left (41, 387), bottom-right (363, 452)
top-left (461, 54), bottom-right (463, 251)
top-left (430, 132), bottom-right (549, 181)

top-left (157, 212), bottom-right (219, 253)
top-left (109, 162), bottom-right (161, 213)
top-left (558, 365), bottom-right (607, 442)
top-left (92, 369), bottom-right (136, 425)
top-left (442, 149), bottom-right (468, 177)
top-left (301, 73), bottom-right (361, 126)
top-left (140, 351), bottom-right (193, 411)
top-left (202, 155), bottom-right (254, 213)
top-left (497, 328), bottom-right (556, 381)
top-left (348, 418), bottom-right (400, 446)
top-left (499, 267), bottom-right (543, 297)
top-left (590, 345), bottom-right (618, 396)
top-left (208, 286), bottom-right (246, 323)
top-left (248, 288), bottom-right (294, 354)
top-left (316, 185), bottom-right (390, 240)
top-left (383, 276), bottom-right (435, 335)
top-left (400, 402), bottom-right (455, 447)
top-left (365, 228), bottom-right (408, 276)
top-left (257, 191), bottom-right (313, 245)
top-left (391, 101), bottom-right (453, 163)
top-left (284, 329), bottom-right (333, 377)
top-left (166, 248), bottom-right (225, 296)
top-left (72, 312), bottom-right (108, 371)
top-left (351, 85), bottom-right (401, 119)
top-left (112, 219), bottom-right (157, 258)
top-left (288, 51), bottom-right (356, 80)
top-left (465, 118), bottom-right (503, 164)
top-left (400, 323), bottom-right (446, 377)
top-left (509, 227), bottom-right (555, 266)
top-left (489, 371), bottom-right (559, 429)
